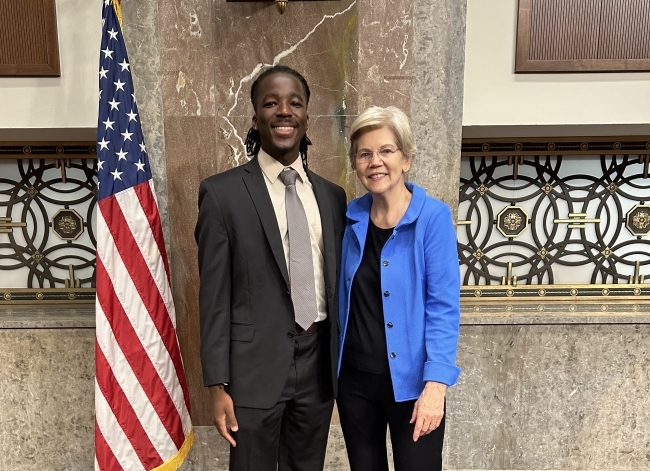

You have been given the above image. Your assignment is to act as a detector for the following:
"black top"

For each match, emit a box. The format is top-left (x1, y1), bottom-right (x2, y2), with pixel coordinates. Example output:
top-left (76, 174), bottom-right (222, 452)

top-left (342, 219), bottom-right (394, 375)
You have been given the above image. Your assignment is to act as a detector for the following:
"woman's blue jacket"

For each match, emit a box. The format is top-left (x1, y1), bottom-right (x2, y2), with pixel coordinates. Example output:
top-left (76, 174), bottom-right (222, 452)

top-left (337, 182), bottom-right (461, 401)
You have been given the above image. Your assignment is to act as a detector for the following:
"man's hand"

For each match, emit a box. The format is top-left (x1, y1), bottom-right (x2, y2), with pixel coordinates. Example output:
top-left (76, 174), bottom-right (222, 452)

top-left (210, 385), bottom-right (238, 447)
top-left (409, 381), bottom-right (446, 442)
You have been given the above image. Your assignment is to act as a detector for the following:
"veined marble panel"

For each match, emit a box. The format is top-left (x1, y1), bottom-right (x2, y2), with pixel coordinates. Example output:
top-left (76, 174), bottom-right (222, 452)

top-left (122, 1), bottom-right (172, 253)
top-left (211, 0), bottom-right (358, 119)
top-left (160, 0), bottom-right (216, 117)
top-left (410, 0), bottom-right (466, 209)
top-left (357, 0), bottom-right (413, 112)
top-left (163, 116), bottom-right (219, 421)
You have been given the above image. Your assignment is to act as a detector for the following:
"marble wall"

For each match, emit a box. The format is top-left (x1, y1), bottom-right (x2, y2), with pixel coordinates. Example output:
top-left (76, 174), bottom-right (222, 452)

top-left (0, 309), bottom-right (95, 471)
top-left (1, 310), bottom-right (648, 470)
top-left (447, 322), bottom-right (650, 470)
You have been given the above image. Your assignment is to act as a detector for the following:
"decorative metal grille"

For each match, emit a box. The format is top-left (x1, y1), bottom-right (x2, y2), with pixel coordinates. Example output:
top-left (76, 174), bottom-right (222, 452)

top-left (0, 144), bottom-right (97, 303)
top-left (458, 138), bottom-right (650, 299)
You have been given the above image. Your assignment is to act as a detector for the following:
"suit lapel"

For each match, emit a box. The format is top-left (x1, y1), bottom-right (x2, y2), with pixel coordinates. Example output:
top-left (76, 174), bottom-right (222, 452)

top-left (309, 171), bottom-right (336, 292)
top-left (242, 158), bottom-right (290, 288)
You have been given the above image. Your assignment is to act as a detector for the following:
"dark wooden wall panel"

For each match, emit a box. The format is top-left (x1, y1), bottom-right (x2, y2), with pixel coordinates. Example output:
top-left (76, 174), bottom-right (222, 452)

top-left (0, 0), bottom-right (60, 76)
top-left (598, 0), bottom-right (650, 60)
top-left (517, 0), bottom-right (650, 72)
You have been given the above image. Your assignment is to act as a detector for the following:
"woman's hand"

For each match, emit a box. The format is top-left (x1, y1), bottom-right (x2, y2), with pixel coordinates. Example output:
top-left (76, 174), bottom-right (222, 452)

top-left (409, 381), bottom-right (446, 442)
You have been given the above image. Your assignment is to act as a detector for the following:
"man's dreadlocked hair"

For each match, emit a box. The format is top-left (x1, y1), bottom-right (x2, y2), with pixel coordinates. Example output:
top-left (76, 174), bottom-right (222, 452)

top-left (244, 65), bottom-right (312, 167)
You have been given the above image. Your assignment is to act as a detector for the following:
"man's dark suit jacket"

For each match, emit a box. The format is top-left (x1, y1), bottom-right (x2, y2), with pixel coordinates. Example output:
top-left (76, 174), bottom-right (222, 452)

top-left (195, 156), bottom-right (347, 409)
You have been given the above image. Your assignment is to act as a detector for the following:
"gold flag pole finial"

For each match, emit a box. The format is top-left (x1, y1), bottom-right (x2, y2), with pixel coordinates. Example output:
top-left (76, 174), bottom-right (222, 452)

top-left (113, 0), bottom-right (123, 29)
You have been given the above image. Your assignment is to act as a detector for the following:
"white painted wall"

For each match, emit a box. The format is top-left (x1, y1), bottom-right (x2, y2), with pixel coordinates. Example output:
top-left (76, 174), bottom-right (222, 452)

top-left (463, 0), bottom-right (650, 127)
top-left (4, 0), bottom-right (649, 131)
top-left (0, 0), bottom-right (101, 130)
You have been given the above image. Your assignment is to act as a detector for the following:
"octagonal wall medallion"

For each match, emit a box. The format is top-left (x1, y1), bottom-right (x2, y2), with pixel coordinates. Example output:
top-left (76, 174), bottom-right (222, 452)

top-left (496, 205), bottom-right (529, 238)
top-left (51, 208), bottom-right (84, 241)
top-left (626, 204), bottom-right (650, 237)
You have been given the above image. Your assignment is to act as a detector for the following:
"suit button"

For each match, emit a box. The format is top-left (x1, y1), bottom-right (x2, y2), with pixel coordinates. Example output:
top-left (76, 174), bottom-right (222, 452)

top-left (383, 260), bottom-right (389, 267)
top-left (286, 290), bottom-right (290, 295)
top-left (390, 352), bottom-right (396, 358)
top-left (287, 332), bottom-right (294, 338)
top-left (383, 291), bottom-right (390, 297)
top-left (387, 322), bottom-right (393, 328)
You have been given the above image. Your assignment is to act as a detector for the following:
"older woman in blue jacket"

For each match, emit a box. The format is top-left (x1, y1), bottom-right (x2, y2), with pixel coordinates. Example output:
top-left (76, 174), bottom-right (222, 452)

top-left (337, 106), bottom-right (461, 471)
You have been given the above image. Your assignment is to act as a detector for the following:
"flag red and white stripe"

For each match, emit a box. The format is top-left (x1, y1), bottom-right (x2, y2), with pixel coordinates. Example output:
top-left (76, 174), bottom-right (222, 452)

top-left (95, 182), bottom-right (193, 470)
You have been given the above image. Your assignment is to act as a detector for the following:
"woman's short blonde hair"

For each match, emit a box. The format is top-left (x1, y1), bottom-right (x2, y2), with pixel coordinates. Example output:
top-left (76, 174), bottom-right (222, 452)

top-left (348, 106), bottom-right (417, 168)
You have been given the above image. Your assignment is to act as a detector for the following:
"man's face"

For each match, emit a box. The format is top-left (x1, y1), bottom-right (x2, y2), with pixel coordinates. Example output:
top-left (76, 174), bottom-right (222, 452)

top-left (252, 73), bottom-right (309, 165)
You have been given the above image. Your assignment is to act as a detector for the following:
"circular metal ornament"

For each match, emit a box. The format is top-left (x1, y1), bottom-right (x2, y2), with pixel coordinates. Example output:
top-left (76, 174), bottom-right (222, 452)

top-left (496, 205), bottom-right (529, 238)
top-left (51, 208), bottom-right (85, 241)
top-left (626, 204), bottom-right (650, 236)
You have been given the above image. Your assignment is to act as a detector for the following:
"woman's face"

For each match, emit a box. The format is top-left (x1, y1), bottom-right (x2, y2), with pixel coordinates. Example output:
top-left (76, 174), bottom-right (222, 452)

top-left (354, 126), bottom-right (411, 198)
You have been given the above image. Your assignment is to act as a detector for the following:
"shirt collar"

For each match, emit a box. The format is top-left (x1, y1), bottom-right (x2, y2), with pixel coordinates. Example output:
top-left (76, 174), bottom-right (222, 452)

top-left (258, 149), bottom-right (307, 184)
top-left (346, 182), bottom-right (426, 229)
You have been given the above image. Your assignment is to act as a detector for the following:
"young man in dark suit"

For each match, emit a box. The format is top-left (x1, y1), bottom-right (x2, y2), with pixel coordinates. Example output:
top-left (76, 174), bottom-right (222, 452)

top-left (195, 65), bottom-right (347, 471)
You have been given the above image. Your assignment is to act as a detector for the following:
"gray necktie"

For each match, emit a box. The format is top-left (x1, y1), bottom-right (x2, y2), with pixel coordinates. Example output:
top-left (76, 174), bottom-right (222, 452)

top-left (278, 167), bottom-right (318, 330)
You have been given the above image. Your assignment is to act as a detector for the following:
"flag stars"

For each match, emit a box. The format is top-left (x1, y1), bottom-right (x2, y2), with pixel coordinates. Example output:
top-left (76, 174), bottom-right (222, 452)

top-left (119, 60), bottom-right (130, 72)
top-left (107, 28), bottom-right (118, 41)
top-left (99, 67), bottom-right (108, 79)
top-left (97, 159), bottom-right (105, 170)
top-left (126, 110), bottom-right (138, 122)
top-left (139, 142), bottom-right (147, 154)
top-left (108, 98), bottom-right (120, 110)
top-left (102, 47), bottom-right (114, 60)
top-left (121, 130), bottom-right (134, 142)
top-left (116, 148), bottom-right (128, 161)
top-left (103, 118), bottom-right (115, 130)
top-left (111, 168), bottom-right (123, 181)
top-left (98, 138), bottom-right (110, 150)
top-left (134, 160), bottom-right (146, 172)
top-left (114, 79), bottom-right (126, 92)
top-left (104, 0), bottom-right (110, 6)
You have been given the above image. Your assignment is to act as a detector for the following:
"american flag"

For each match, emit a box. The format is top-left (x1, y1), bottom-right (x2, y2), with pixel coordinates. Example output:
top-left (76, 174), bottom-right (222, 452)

top-left (95, 1), bottom-right (193, 470)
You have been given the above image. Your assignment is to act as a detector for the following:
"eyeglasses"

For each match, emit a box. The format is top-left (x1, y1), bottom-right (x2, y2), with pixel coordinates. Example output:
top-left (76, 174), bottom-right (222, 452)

top-left (354, 147), bottom-right (401, 163)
